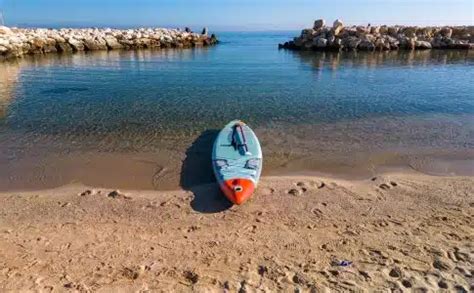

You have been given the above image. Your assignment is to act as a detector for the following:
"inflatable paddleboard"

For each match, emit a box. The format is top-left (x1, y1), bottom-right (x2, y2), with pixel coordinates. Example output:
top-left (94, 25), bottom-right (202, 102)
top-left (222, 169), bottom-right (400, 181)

top-left (212, 120), bottom-right (262, 205)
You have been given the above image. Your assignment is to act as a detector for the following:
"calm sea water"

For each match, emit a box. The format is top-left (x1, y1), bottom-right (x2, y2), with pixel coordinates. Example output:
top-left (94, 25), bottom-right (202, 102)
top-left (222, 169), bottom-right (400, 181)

top-left (1, 32), bottom-right (473, 190)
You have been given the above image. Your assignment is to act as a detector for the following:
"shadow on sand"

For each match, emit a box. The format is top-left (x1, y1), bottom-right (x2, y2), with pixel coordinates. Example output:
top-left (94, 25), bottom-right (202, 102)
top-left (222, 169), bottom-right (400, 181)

top-left (180, 129), bottom-right (233, 213)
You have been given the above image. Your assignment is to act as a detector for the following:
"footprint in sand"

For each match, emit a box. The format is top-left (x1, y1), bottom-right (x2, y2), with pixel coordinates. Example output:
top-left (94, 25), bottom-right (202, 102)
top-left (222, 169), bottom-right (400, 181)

top-left (183, 270), bottom-right (199, 284)
top-left (453, 247), bottom-right (470, 262)
top-left (438, 280), bottom-right (449, 289)
top-left (379, 181), bottom-right (398, 190)
top-left (401, 279), bottom-right (413, 288)
top-left (288, 188), bottom-right (302, 196)
top-left (288, 182), bottom-right (312, 196)
top-left (107, 190), bottom-right (131, 199)
top-left (78, 189), bottom-right (95, 196)
top-left (432, 258), bottom-right (454, 271)
top-left (311, 207), bottom-right (323, 217)
top-left (57, 201), bottom-right (71, 207)
top-left (295, 182), bottom-right (308, 193)
top-left (187, 225), bottom-right (200, 232)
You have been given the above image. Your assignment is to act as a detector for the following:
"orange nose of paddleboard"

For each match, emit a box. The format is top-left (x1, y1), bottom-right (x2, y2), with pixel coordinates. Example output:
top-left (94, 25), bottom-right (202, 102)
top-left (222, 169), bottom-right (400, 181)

top-left (221, 178), bottom-right (255, 205)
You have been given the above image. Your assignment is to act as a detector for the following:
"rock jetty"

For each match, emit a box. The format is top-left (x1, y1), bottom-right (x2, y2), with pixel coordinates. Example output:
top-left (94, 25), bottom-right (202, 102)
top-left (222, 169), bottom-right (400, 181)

top-left (279, 19), bottom-right (473, 51)
top-left (0, 26), bottom-right (218, 60)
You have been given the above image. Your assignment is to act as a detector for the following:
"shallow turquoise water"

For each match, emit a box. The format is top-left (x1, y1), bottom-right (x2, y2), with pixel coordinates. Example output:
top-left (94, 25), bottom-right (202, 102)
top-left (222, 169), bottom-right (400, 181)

top-left (0, 32), bottom-right (473, 189)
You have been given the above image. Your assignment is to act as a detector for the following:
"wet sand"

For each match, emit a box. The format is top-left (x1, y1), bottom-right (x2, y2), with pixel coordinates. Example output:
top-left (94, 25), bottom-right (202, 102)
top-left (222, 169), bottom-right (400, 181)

top-left (1, 148), bottom-right (473, 192)
top-left (0, 173), bottom-right (472, 292)
top-left (1, 114), bottom-right (473, 191)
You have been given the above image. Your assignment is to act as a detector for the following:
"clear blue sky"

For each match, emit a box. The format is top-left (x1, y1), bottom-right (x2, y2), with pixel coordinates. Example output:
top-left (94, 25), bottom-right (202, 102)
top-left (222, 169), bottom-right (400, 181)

top-left (1, 0), bottom-right (473, 30)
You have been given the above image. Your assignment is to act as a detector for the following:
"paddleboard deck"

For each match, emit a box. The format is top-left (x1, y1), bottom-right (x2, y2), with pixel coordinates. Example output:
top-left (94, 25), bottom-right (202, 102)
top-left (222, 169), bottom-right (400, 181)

top-left (212, 120), bottom-right (262, 205)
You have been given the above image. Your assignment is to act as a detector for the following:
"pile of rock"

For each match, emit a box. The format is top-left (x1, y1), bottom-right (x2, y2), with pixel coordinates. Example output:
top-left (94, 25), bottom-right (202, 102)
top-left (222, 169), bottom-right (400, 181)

top-left (0, 26), bottom-right (218, 60)
top-left (279, 19), bottom-right (473, 51)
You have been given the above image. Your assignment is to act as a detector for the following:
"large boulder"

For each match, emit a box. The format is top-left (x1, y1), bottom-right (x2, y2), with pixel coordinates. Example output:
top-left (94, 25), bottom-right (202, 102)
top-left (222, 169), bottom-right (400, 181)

top-left (403, 27), bottom-right (417, 38)
top-left (415, 40), bottom-right (432, 49)
top-left (440, 27), bottom-right (453, 38)
top-left (28, 37), bottom-right (45, 54)
top-left (313, 37), bottom-right (328, 49)
top-left (0, 26), bottom-right (13, 35)
top-left (67, 38), bottom-right (85, 51)
top-left (56, 42), bottom-right (73, 53)
top-left (293, 37), bottom-right (304, 47)
top-left (359, 40), bottom-right (375, 51)
top-left (301, 28), bottom-right (315, 41)
top-left (0, 38), bottom-right (9, 46)
top-left (134, 37), bottom-right (152, 48)
top-left (451, 27), bottom-right (467, 37)
top-left (83, 37), bottom-right (107, 50)
top-left (333, 38), bottom-right (343, 49)
top-left (370, 26), bottom-right (380, 35)
top-left (118, 39), bottom-right (134, 49)
top-left (375, 38), bottom-right (390, 50)
top-left (29, 37), bottom-right (45, 48)
top-left (363, 34), bottom-right (376, 42)
top-left (313, 19), bottom-right (325, 30)
top-left (342, 36), bottom-right (361, 50)
top-left (303, 41), bottom-right (313, 50)
top-left (407, 38), bottom-right (416, 50)
top-left (51, 35), bottom-right (66, 43)
top-left (419, 27), bottom-right (433, 37)
top-left (332, 19), bottom-right (344, 36)
top-left (431, 36), bottom-right (453, 48)
top-left (379, 25), bottom-right (388, 35)
top-left (42, 38), bottom-right (58, 53)
top-left (104, 35), bottom-right (123, 49)
top-left (0, 45), bottom-right (9, 54)
top-left (326, 35), bottom-right (336, 44)
top-left (386, 35), bottom-right (399, 48)
top-left (388, 26), bottom-right (399, 36)
top-left (355, 26), bottom-right (369, 37)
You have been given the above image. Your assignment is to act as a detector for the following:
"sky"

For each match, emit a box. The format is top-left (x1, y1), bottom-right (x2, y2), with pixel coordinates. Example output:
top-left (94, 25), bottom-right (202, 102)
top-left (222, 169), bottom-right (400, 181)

top-left (1, 0), bottom-right (473, 30)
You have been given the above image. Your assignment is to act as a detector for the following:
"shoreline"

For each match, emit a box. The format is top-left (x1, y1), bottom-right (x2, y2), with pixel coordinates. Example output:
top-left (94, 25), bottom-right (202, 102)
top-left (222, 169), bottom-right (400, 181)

top-left (1, 147), bottom-right (473, 193)
top-left (1, 172), bottom-right (472, 291)
top-left (0, 26), bottom-right (218, 61)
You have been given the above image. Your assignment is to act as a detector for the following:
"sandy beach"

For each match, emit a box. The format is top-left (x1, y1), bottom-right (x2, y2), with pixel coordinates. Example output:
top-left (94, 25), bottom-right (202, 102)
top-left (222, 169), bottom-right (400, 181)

top-left (0, 172), bottom-right (472, 292)
top-left (1, 0), bottom-right (474, 291)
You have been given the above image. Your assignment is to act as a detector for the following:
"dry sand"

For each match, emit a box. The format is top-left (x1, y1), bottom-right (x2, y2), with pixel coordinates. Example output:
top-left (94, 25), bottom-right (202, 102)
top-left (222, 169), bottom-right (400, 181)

top-left (0, 173), bottom-right (472, 292)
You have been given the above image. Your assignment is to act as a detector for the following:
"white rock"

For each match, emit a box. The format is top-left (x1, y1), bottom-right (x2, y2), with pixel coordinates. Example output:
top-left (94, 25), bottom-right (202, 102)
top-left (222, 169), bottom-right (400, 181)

top-left (415, 40), bottom-right (432, 49)
top-left (104, 35), bottom-right (123, 49)
top-left (68, 38), bottom-right (85, 51)
top-left (333, 19), bottom-right (343, 29)
top-left (0, 38), bottom-right (10, 46)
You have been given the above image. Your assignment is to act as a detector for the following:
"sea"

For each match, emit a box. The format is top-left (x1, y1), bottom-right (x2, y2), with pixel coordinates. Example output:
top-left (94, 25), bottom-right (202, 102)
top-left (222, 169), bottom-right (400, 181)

top-left (0, 31), bottom-right (473, 190)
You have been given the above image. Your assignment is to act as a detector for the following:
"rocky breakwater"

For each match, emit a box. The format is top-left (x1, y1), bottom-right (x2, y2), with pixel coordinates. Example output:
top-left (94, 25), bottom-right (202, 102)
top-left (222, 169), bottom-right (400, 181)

top-left (279, 19), bottom-right (473, 51)
top-left (0, 26), bottom-right (218, 60)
